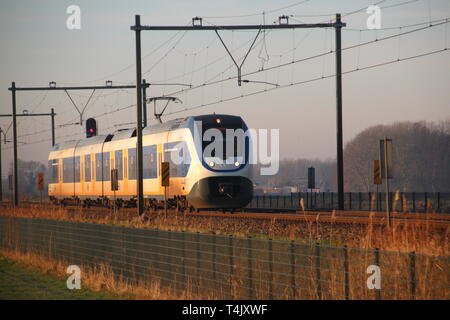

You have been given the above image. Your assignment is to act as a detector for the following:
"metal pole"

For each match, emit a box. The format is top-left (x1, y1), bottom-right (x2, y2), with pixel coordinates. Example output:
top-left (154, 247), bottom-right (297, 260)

top-left (384, 137), bottom-right (391, 226)
top-left (142, 79), bottom-right (147, 127)
top-left (11, 82), bottom-right (19, 206)
top-left (0, 129), bottom-right (2, 202)
top-left (335, 14), bottom-right (344, 210)
top-left (51, 107), bottom-right (55, 146)
top-left (343, 245), bottom-right (349, 300)
top-left (134, 15), bottom-right (144, 216)
top-left (409, 251), bottom-right (416, 299)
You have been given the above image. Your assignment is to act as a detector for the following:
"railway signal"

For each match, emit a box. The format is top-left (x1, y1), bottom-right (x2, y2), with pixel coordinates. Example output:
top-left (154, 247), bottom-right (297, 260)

top-left (86, 118), bottom-right (97, 138)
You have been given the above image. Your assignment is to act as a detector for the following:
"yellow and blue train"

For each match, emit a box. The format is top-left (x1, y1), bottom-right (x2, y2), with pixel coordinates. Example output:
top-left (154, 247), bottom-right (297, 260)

top-left (48, 114), bottom-right (253, 210)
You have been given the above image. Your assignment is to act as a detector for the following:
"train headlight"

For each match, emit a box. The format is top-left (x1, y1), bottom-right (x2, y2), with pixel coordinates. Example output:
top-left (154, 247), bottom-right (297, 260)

top-left (216, 118), bottom-right (221, 124)
top-left (209, 161), bottom-right (215, 167)
top-left (234, 161), bottom-right (240, 167)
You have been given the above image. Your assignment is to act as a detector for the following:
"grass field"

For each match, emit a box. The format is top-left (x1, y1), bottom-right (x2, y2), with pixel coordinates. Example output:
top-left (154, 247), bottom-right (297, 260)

top-left (0, 254), bottom-right (118, 300)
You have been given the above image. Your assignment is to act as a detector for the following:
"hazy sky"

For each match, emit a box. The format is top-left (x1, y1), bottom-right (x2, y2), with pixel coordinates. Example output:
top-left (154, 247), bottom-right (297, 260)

top-left (1, 0), bottom-right (449, 177)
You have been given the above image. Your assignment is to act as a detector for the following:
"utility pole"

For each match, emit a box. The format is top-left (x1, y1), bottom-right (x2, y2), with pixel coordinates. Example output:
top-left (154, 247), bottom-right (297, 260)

top-left (0, 128), bottom-right (2, 202)
top-left (11, 82), bottom-right (18, 206)
top-left (51, 107), bottom-right (55, 146)
top-left (131, 14), bottom-right (347, 213)
top-left (142, 79), bottom-right (148, 127)
top-left (335, 13), bottom-right (344, 210)
top-left (134, 15), bottom-right (144, 216)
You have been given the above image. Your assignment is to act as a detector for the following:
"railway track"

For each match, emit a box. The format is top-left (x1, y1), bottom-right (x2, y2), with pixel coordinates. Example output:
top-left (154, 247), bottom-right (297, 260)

top-left (1, 201), bottom-right (449, 227)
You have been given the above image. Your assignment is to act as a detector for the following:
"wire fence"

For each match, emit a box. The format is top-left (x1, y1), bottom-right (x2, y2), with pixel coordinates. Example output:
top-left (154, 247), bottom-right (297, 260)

top-left (0, 215), bottom-right (448, 299)
top-left (248, 192), bottom-right (450, 213)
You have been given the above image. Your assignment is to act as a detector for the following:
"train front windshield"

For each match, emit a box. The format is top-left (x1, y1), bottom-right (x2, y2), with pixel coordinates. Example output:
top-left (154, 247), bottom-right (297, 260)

top-left (195, 115), bottom-right (246, 163)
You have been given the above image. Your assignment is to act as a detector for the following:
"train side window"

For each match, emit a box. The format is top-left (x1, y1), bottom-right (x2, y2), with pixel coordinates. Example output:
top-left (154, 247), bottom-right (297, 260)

top-left (128, 148), bottom-right (136, 180)
top-left (115, 150), bottom-right (123, 180)
top-left (74, 156), bottom-right (80, 183)
top-left (48, 159), bottom-right (59, 183)
top-left (143, 145), bottom-right (157, 179)
top-left (85, 155), bottom-right (91, 182)
top-left (103, 152), bottom-right (110, 181)
top-left (95, 153), bottom-right (102, 181)
top-left (62, 157), bottom-right (74, 183)
top-left (164, 141), bottom-right (191, 177)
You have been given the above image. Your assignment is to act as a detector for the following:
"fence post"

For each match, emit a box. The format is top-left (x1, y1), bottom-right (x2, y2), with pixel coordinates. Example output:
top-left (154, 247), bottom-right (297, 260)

top-left (248, 237), bottom-right (254, 299)
top-left (228, 235), bottom-right (234, 299)
top-left (359, 192), bottom-right (362, 210)
top-left (315, 242), bottom-right (321, 299)
top-left (401, 192), bottom-right (404, 212)
top-left (196, 232), bottom-right (200, 293)
top-left (374, 248), bottom-right (381, 300)
top-left (412, 192), bottom-right (416, 212)
top-left (167, 230), bottom-right (172, 286)
top-left (322, 192), bottom-right (325, 209)
top-left (343, 245), bottom-right (349, 300)
top-left (409, 251), bottom-right (416, 300)
top-left (212, 232), bottom-right (217, 287)
top-left (314, 192), bottom-right (317, 209)
top-left (349, 192), bottom-right (352, 210)
top-left (291, 193), bottom-right (294, 209)
top-left (331, 192), bottom-right (334, 210)
top-left (437, 192), bottom-right (440, 213)
top-left (424, 192), bottom-right (428, 213)
top-left (290, 240), bottom-right (296, 299)
top-left (306, 192), bottom-right (309, 210)
top-left (181, 231), bottom-right (186, 293)
top-left (268, 239), bottom-right (273, 300)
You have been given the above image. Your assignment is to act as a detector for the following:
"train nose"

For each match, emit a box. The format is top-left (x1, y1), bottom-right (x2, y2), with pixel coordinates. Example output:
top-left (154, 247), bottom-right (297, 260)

top-left (187, 176), bottom-right (253, 209)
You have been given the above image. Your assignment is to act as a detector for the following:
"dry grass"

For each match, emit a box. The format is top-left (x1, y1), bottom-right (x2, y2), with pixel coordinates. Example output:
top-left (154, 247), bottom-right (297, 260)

top-left (0, 247), bottom-right (211, 300)
top-left (1, 203), bottom-right (448, 256)
top-left (0, 204), bottom-right (448, 300)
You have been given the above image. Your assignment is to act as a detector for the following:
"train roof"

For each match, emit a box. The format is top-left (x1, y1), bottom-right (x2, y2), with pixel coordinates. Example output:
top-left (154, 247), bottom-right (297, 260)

top-left (142, 117), bottom-right (187, 135)
top-left (49, 114), bottom-right (243, 155)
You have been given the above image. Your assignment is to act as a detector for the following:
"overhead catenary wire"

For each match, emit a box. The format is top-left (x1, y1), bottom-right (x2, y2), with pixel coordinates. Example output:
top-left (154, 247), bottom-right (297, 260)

top-left (7, 43), bottom-right (446, 151)
top-left (15, 16), bottom-right (445, 134)
top-left (3, 13), bottom-right (448, 149)
top-left (164, 48), bottom-right (448, 117)
top-left (158, 18), bottom-right (450, 100)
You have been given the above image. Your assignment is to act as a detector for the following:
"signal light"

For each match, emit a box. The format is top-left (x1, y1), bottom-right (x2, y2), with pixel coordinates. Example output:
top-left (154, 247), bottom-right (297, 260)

top-left (86, 118), bottom-right (97, 138)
